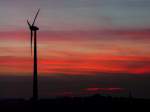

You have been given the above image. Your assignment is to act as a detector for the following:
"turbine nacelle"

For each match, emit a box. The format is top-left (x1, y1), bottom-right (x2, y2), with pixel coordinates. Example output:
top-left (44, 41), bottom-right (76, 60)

top-left (31, 26), bottom-right (39, 31)
top-left (27, 21), bottom-right (39, 31)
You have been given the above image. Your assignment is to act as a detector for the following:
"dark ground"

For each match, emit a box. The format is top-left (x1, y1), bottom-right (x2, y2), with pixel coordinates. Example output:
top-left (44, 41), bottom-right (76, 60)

top-left (0, 94), bottom-right (150, 112)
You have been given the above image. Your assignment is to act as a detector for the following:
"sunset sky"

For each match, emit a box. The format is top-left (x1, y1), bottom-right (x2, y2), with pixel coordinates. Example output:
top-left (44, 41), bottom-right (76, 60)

top-left (0, 0), bottom-right (150, 98)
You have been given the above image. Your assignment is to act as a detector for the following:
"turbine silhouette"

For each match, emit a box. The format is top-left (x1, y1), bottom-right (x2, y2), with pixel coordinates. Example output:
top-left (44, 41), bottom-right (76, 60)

top-left (27, 9), bottom-right (40, 100)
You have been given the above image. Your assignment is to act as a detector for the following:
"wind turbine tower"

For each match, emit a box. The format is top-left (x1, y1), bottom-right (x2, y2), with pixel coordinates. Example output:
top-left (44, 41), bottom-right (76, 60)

top-left (27, 9), bottom-right (40, 100)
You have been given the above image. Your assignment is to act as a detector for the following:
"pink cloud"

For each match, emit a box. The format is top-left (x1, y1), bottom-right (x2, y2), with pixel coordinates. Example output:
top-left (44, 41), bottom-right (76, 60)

top-left (84, 87), bottom-right (125, 94)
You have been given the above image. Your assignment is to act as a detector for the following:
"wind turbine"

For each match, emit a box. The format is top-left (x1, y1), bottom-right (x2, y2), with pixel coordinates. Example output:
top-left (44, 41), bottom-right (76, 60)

top-left (27, 9), bottom-right (40, 100)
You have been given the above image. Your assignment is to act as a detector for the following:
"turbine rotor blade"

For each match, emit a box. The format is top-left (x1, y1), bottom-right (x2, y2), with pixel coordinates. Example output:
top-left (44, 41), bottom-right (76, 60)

top-left (31, 30), bottom-right (33, 55)
top-left (32, 9), bottom-right (40, 26)
top-left (27, 20), bottom-right (31, 28)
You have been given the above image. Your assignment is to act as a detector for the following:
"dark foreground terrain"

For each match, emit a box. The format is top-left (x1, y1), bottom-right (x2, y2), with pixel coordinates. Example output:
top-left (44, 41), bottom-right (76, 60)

top-left (0, 95), bottom-right (150, 112)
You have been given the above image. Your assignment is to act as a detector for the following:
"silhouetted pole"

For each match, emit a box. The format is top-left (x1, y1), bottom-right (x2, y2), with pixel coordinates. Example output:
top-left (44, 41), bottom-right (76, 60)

top-left (27, 9), bottom-right (40, 100)
top-left (33, 30), bottom-right (38, 100)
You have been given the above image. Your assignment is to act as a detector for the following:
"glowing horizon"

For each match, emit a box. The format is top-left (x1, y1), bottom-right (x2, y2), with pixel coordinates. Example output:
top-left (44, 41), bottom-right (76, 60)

top-left (0, 29), bottom-right (150, 76)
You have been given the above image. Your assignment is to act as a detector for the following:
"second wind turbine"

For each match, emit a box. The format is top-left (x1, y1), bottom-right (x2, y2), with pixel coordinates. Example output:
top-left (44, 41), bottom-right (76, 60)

top-left (27, 9), bottom-right (40, 100)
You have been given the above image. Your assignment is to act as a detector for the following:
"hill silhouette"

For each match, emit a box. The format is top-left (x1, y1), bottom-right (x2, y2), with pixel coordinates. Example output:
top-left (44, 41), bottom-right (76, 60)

top-left (0, 94), bottom-right (149, 112)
